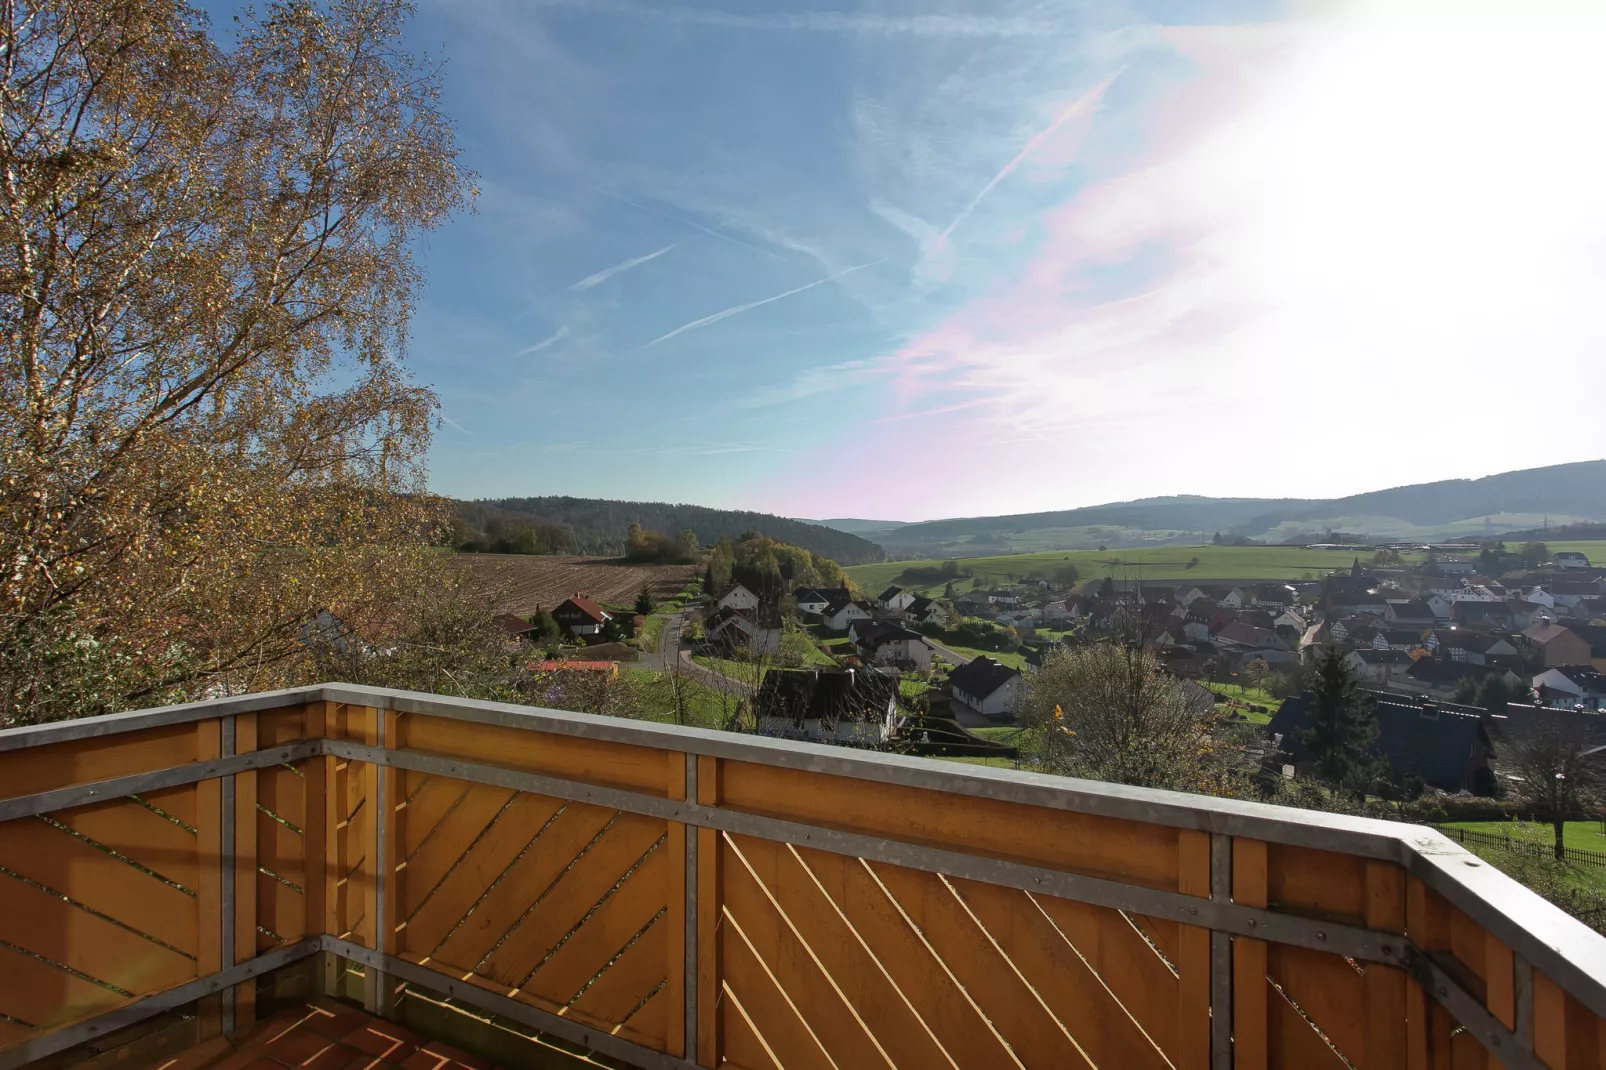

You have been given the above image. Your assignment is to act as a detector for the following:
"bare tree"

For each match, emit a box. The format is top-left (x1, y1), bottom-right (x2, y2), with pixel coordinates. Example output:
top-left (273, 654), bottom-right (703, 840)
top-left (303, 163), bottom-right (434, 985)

top-left (1, 0), bottom-right (471, 721)
top-left (1021, 642), bottom-right (1247, 794)
top-left (1502, 711), bottom-right (1605, 859)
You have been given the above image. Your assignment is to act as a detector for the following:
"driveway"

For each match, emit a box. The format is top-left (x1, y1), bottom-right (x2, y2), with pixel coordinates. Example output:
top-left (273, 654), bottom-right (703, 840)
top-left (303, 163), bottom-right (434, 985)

top-left (636, 607), bottom-right (687, 672)
top-left (928, 642), bottom-right (973, 668)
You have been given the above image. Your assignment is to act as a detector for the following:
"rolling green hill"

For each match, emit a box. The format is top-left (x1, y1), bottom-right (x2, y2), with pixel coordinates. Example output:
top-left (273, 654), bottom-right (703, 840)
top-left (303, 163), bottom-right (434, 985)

top-left (455, 497), bottom-right (886, 564)
top-left (868, 460), bottom-right (1606, 557)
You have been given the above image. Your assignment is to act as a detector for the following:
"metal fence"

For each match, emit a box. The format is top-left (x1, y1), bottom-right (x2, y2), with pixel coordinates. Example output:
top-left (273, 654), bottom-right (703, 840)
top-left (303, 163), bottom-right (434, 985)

top-left (1435, 824), bottom-right (1606, 871)
top-left (1, 683), bottom-right (1605, 1070)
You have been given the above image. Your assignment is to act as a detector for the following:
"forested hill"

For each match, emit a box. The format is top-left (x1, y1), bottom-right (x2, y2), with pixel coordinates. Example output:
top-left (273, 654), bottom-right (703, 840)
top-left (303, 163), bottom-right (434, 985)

top-left (453, 497), bottom-right (887, 565)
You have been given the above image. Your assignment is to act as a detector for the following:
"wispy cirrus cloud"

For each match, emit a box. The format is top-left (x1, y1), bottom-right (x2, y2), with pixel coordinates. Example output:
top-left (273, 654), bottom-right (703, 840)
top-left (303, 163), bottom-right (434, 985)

top-left (528, 0), bottom-right (1052, 37)
top-left (515, 325), bottom-right (569, 356)
top-left (571, 243), bottom-right (678, 291)
top-left (643, 260), bottom-right (883, 348)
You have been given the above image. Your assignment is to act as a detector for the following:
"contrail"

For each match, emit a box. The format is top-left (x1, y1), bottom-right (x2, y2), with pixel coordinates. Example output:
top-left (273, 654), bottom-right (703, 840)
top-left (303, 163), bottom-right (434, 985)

top-left (936, 74), bottom-right (1118, 251)
top-left (599, 190), bottom-right (785, 261)
top-left (571, 244), bottom-right (678, 291)
top-left (516, 325), bottom-right (569, 356)
top-left (644, 260), bottom-right (884, 348)
top-left (441, 415), bottom-right (473, 437)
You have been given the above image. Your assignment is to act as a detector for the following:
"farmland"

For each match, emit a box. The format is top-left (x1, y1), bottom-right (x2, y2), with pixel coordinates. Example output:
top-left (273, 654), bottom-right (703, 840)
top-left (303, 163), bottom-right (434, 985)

top-left (453, 553), bottom-right (696, 613)
top-left (844, 543), bottom-right (1425, 595)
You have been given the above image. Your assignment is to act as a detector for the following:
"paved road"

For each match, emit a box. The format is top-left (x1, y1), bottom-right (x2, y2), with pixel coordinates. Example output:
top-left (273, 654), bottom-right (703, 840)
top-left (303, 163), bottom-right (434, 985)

top-left (676, 649), bottom-right (755, 696)
top-left (927, 641), bottom-right (974, 669)
top-left (636, 607), bottom-right (687, 672)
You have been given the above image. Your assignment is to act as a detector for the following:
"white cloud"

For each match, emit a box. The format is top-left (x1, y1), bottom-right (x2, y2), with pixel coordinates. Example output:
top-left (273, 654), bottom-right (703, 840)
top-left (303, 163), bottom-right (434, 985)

top-left (526, 0), bottom-right (1054, 37)
top-left (875, 4), bottom-right (1606, 500)
top-left (570, 243), bottom-right (678, 291)
top-left (643, 260), bottom-right (883, 348)
top-left (515, 325), bottom-right (570, 356)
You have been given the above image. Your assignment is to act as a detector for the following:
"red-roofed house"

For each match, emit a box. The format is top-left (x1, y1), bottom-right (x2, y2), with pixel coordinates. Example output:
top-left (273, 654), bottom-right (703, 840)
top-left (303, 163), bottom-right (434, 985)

top-left (553, 595), bottom-right (612, 637)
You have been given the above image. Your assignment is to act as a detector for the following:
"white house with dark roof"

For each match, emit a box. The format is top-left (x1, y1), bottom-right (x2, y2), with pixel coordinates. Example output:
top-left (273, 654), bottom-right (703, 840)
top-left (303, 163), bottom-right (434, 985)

top-left (792, 587), bottom-right (830, 616)
top-left (949, 657), bottom-right (1023, 718)
top-left (822, 597), bottom-right (875, 633)
top-left (877, 585), bottom-right (916, 612)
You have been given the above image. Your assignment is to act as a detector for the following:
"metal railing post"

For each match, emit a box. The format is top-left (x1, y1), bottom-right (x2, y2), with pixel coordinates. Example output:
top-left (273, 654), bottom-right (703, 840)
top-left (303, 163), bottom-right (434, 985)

top-left (1210, 832), bottom-right (1233, 1069)
top-left (220, 715), bottom-right (236, 1036)
top-left (684, 752), bottom-right (699, 1062)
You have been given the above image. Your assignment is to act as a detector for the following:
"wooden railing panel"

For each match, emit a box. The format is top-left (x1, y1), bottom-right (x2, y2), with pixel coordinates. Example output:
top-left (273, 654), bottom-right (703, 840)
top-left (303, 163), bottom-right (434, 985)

top-left (3, 686), bottom-right (1606, 1070)
top-left (0, 723), bottom-right (198, 801)
top-left (717, 759), bottom-right (1184, 890)
top-left (400, 713), bottom-right (673, 797)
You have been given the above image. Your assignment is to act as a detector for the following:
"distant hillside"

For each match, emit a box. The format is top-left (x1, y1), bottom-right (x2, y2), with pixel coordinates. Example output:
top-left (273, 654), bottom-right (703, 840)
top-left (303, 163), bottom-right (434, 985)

top-left (454, 497), bottom-right (886, 565)
top-left (806, 518), bottom-right (912, 537)
top-left (873, 460), bottom-right (1606, 557)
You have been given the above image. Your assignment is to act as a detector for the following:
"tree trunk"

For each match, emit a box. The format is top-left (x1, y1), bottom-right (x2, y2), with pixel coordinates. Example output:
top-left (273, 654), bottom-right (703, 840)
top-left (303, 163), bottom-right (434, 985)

top-left (1553, 818), bottom-right (1567, 861)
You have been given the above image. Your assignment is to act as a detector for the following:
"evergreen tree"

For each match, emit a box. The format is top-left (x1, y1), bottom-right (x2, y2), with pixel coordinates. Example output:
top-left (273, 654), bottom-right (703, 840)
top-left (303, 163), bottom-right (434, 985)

top-left (702, 565), bottom-right (715, 594)
top-left (1098, 576), bottom-right (1117, 601)
top-left (944, 580), bottom-right (956, 599)
top-left (635, 584), bottom-right (656, 616)
top-left (1298, 646), bottom-right (1381, 801)
top-left (1478, 675), bottom-right (1512, 717)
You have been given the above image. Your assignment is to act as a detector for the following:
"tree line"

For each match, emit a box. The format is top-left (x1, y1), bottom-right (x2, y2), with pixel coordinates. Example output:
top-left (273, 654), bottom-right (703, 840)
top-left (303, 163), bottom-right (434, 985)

top-left (450, 496), bottom-right (886, 564)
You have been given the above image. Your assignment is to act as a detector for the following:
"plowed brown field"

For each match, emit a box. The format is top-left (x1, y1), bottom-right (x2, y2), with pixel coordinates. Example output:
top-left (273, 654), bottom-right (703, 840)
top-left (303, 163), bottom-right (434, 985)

top-left (453, 554), bottom-right (695, 613)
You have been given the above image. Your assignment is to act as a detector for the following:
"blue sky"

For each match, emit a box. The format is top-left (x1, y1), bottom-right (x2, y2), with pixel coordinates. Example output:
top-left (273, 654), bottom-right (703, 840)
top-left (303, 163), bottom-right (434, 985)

top-left (333, 1), bottom-right (1606, 519)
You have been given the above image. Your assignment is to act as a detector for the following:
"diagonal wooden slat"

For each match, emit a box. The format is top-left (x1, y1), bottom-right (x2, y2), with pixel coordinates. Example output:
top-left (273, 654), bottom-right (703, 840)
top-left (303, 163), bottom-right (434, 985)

top-left (482, 813), bottom-right (665, 989)
top-left (720, 981), bottom-right (785, 1070)
top-left (561, 914), bottom-right (669, 1044)
top-left (257, 765), bottom-right (305, 831)
top-left (0, 871), bottom-right (194, 998)
top-left (951, 877), bottom-right (1172, 1070)
top-left (719, 910), bottom-right (837, 1070)
top-left (258, 809), bottom-right (304, 890)
top-left (0, 1018), bottom-right (36, 1050)
top-left (404, 792), bottom-right (565, 953)
top-left (869, 862), bottom-right (1094, 1070)
top-left (793, 846), bottom-right (1020, 1070)
top-left (760, 840), bottom-right (958, 1070)
top-left (258, 870), bottom-right (303, 948)
top-left (139, 784), bottom-right (199, 831)
top-left (51, 796), bottom-right (200, 893)
top-left (427, 801), bottom-right (615, 972)
top-left (0, 816), bottom-right (198, 958)
top-left (0, 941), bottom-right (124, 1032)
top-left (1036, 894), bottom-right (1183, 1064)
top-left (401, 784), bottom-right (515, 916)
top-left (1269, 983), bottom-right (1351, 1070)
top-left (525, 842), bottom-right (669, 1007)
top-left (402, 775), bottom-right (470, 859)
top-left (722, 836), bottom-right (894, 1070)
top-left (1268, 944), bottom-right (1365, 1063)
top-left (1132, 913), bottom-right (1181, 970)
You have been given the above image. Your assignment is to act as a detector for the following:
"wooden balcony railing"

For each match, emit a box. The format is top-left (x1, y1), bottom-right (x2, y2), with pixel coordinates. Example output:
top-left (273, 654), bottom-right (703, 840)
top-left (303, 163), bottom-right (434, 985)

top-left (0, 683), bottom-right (1603, 1070)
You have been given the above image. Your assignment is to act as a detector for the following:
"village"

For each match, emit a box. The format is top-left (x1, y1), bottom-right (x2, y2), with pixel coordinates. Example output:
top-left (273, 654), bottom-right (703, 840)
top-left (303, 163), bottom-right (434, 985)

top-left (504, 540), bottom-right (1606, 799)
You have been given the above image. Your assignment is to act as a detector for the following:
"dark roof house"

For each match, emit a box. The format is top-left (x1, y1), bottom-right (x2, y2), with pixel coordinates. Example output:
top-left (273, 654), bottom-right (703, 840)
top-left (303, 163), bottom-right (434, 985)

top-left (1269, 692), bottom-right (1494, 793)
top-left (948, 657), bottom-right (1022, 703)
top-left (755, 669), bottom-right (898, 732)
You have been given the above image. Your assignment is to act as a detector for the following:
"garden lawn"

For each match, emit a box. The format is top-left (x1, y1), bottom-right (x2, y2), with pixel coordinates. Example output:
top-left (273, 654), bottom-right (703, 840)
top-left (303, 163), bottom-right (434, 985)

top-left (935, 644), bottom-right (1027, 670)
top-left (1443, 821), bottom-right (1606, 852)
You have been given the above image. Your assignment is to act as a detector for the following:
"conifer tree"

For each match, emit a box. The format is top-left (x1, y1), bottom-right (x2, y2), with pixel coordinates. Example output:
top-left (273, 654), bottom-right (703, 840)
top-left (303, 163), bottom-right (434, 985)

top-left (1299, 646), bottom-right (1381, 801)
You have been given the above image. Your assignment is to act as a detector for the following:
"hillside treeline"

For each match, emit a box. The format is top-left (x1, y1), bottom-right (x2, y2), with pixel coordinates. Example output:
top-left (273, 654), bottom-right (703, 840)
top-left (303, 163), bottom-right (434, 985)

top-left (705, 534), bottom-right (853, 597)
top-left (452, 496), bottom-right (885, 565)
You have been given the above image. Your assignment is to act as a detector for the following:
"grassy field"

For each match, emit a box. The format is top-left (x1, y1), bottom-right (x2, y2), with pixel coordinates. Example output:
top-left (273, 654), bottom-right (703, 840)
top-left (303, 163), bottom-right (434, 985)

top-left (846, 544), bottom-right (1425, 595)
top-left (1544, 540), bottom-right (1606, 565)
top-left (935, 643), bottom-right (1027, 670)
top-left (1443, 820), bottom-right (1606, 852)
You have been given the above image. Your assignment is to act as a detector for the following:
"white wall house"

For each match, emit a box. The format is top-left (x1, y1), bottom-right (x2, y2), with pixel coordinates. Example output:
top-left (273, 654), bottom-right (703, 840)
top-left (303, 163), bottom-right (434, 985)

top-left (793, 589), bottom-right (830, 615)
top-left (949, 658), bottom-right (1024, 718)
top-left (822, 599), bottom-right (874, 633)
top-left (878, 586), bottom-right (917, 612)
top-left (716, 584), bottom-right (761, 613)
